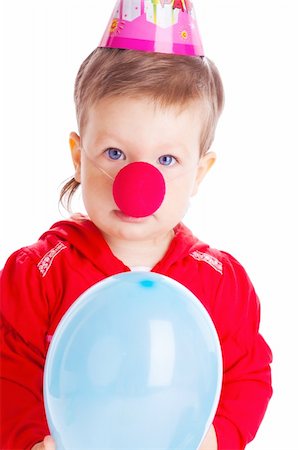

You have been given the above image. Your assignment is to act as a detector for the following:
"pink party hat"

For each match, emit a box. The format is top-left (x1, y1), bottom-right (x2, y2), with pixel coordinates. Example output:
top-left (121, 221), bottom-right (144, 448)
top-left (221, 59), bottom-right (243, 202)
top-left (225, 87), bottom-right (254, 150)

top-left (99, 0), bottom-right (204, 57)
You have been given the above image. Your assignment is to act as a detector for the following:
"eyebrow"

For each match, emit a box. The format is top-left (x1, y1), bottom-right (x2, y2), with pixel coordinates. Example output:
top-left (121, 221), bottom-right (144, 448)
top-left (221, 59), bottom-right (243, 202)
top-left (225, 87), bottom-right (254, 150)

top-left (92, 131), bottom-right (128, 148)
top-left (91, 129), bottom-right (192, 155)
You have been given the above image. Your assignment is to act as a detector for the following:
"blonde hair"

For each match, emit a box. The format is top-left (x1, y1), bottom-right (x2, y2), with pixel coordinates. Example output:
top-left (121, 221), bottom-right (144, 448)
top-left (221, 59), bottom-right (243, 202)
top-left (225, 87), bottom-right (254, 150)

top-left (61, 47), bottom-right (224, 208)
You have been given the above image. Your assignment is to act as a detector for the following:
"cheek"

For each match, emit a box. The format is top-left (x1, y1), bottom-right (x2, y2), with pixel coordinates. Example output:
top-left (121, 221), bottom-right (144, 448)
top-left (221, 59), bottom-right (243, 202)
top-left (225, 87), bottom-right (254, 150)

top-left (167, 174), bottom-right (197, 198)
top-left (81, 168), bottom-right (114, 206)
top-left (163, 177), bottom-right (195, 212)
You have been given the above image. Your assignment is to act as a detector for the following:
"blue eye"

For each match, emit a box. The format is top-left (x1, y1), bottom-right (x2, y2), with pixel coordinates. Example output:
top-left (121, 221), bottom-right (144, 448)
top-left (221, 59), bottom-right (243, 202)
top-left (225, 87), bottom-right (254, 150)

top-left (105, 148), bottom-right (125, 160)
top-left (158, 155), bottom-right (177, 166)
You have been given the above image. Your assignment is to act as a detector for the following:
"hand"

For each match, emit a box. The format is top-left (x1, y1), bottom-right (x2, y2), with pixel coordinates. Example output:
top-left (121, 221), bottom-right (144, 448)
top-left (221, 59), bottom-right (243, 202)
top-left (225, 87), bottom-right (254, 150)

top-left (30, 428), bottom-right (214, 450)
top-left (31, 435), bottom-right (56, 450)
top-left (198, 425), bottom-right (218, 450)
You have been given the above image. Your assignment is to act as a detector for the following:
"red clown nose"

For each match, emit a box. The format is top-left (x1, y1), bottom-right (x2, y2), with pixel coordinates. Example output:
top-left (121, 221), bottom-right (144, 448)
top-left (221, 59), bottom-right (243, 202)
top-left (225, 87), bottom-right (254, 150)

top-left (113, 162), bottom-right (166, 218)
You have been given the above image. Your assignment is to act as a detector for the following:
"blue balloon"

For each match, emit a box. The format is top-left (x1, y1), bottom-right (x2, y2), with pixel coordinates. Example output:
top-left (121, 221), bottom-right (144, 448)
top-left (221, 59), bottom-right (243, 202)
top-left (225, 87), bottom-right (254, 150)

top-left (44, 272), bottom-right (222, 450)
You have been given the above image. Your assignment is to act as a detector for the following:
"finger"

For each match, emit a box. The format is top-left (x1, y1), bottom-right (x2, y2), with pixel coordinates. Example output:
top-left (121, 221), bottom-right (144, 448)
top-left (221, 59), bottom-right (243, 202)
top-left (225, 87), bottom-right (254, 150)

top-left (31, 444), bottom-right (43, 450)
top-left (43, 435), bottom-right (56, 450)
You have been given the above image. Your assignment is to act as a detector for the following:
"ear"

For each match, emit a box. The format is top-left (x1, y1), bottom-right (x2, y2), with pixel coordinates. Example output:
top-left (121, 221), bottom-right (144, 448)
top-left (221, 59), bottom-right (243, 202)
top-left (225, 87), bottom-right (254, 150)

top-left (192, 152), bottom-right (216, 196)
top-left (69, 132), bottom-right (81, 182)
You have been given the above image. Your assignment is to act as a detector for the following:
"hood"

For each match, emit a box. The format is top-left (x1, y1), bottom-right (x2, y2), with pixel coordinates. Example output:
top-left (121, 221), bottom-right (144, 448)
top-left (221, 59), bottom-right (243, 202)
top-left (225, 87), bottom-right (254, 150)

top-left (39, 214), bottom-right (208, 277)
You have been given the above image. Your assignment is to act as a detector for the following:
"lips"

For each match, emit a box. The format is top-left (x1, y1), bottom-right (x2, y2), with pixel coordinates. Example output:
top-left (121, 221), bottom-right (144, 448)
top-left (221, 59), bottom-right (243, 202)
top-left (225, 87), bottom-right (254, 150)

top-left (114, 210), bottom-right (150, 223)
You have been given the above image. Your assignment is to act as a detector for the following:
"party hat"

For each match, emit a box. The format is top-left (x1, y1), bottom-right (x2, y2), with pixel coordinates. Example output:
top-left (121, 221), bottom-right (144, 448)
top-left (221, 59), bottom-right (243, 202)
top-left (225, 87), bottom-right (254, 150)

top-left (99, 0), bottom-right (204, 57)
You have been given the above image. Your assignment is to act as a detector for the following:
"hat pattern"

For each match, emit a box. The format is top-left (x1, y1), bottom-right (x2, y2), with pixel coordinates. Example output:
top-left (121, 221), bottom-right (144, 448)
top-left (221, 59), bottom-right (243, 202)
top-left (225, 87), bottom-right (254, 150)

top-left (99, 0), bottom-right (204, 56)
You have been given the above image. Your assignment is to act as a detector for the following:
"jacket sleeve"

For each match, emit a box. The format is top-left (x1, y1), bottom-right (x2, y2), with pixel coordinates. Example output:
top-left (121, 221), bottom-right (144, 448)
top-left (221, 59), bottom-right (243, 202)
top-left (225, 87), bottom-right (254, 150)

top-left (212, 254), bottom-right (273, 450)
top-left (0, 250), bottom-right (50, 450)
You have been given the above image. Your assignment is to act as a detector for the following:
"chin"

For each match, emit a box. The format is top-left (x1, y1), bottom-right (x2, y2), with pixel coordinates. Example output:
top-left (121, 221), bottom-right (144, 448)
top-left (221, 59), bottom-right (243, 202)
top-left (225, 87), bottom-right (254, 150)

top-left (116, 225), bottom-right (154, 241)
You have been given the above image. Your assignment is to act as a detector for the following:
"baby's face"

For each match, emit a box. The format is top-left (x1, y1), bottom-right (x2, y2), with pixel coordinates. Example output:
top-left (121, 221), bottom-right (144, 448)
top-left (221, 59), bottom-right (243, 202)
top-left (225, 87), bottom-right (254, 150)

top-left (70, 96), bottom-right (214, 244)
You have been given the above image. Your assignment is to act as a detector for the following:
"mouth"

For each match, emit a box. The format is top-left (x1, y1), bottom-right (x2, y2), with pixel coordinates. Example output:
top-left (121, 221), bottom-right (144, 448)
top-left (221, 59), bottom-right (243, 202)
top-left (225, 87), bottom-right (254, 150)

top-left (113, 210), bottom-right (150, 223)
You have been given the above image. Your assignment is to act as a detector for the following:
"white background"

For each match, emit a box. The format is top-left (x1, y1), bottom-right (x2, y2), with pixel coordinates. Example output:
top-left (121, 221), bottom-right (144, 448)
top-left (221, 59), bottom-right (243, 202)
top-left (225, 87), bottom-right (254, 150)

top-left (0, 1), bottom-right (298, 449)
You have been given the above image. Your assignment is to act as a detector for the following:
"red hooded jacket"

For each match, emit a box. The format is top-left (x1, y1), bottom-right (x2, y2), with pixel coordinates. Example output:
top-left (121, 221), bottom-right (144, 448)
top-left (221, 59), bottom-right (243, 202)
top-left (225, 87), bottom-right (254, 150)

top-left (0, 216), bottom-right (272, 450)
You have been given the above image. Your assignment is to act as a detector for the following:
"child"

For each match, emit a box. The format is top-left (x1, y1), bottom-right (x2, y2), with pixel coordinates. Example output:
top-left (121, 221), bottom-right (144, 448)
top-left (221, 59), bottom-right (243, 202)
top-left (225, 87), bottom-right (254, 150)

top-left (0, 1), bottom-right (272, 449)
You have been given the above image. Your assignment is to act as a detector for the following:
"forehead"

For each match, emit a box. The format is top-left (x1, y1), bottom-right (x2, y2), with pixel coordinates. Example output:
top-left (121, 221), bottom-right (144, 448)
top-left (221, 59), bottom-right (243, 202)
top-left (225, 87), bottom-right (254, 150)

top-left (83, 96), bottom-right (207, 146)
